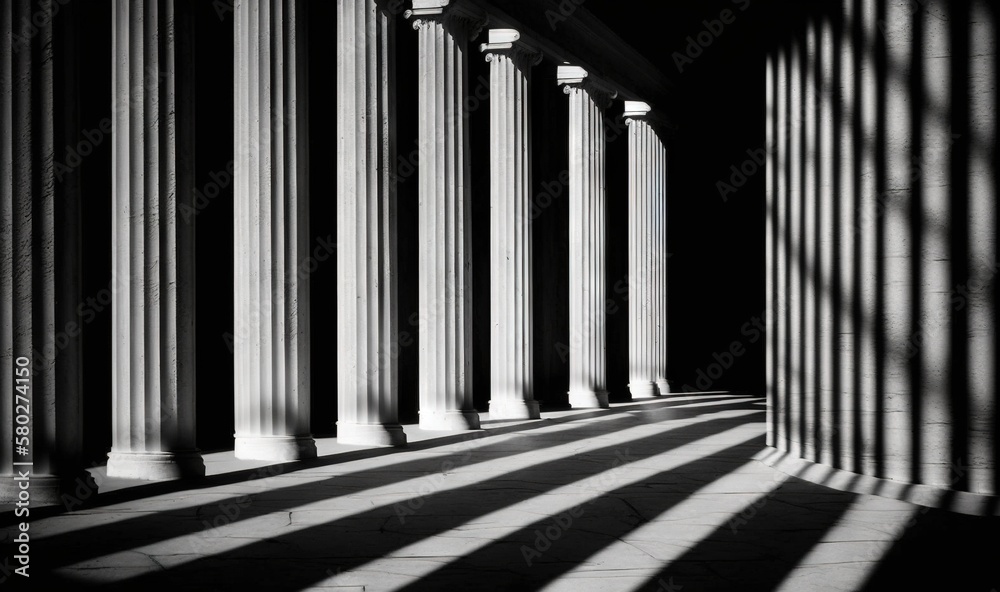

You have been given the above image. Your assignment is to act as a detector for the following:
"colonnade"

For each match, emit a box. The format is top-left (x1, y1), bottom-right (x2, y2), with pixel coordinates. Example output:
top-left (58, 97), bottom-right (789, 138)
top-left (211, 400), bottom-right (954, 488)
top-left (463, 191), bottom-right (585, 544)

top-left (0, 0), bottom-right (671, 501)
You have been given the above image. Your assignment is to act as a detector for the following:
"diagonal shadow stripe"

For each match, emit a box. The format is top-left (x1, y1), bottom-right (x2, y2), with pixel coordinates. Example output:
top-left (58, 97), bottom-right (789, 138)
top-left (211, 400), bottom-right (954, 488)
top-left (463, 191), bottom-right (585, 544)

top-left (3, 395), bottom-right (752, 528)
top-left (37, 410), bottom-right (764, 589)
top-left (33, 398), bottom-right (761, 568)
top-left (31, 398), bottom-right (762, 571)
top-left (390, 440), bottom-right (766, 591)
top-left (640, 478), bottom-right (857, 592)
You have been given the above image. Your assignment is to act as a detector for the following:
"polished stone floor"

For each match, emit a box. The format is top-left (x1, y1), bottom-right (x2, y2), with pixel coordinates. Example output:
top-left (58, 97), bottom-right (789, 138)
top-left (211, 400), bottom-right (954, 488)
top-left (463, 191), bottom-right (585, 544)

top-left (16, 394), bottom-right (1000, 590)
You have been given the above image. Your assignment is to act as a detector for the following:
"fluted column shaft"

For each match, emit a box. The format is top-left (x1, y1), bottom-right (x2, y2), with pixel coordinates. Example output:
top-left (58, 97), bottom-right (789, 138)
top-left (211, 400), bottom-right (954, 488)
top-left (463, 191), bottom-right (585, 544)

top-left (481, 30), bottom-right (541, 420)
top-left (108, 0), bottom-right (203, 480)
top-left (624, 102), bottom-right (669, 398)
top-left (336, 0), bottom-right (406, 447)
top-left (407, 0), bottom-right (482, 431)
top-left (558, 66), bottom-right (616, 409)
top-left (654, 133), bottom-right (668, 395)
top-left (233, 0), bottom-right (315, 460)
top-left (0, 0), bottom-right (96, 503)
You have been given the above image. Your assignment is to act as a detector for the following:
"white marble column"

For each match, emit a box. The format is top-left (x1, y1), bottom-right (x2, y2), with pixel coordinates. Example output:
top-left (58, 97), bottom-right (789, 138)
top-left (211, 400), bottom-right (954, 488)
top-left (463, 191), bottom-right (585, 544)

top-left (0, 0), bottom-right (97, 502)
top-left (623, 101), bottom-right (670, 398)
top-left (335, 0), bottom-right (406, 447)
top-left (406, 0), bottom-right (483, 431)
top-left (624, 101), bottom-right (653, 398)
top-left (481, 30), bottom-right (542, 421)
top-left (233, 0), bottom-right (315, 460)
top-left (558, 65), bottom-right (617, 409)
top-left (108, 0), bottom-right (204, 480)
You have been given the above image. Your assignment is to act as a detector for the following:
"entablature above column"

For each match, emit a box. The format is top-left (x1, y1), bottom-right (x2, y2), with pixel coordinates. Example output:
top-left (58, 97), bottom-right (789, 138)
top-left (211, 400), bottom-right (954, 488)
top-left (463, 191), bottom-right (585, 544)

top-left (461, 0), bottom-right (673, 118)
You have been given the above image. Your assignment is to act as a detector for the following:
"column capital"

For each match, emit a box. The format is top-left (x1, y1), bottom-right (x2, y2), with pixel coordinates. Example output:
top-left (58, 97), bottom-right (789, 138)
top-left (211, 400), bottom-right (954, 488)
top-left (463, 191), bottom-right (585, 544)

top-left (480, 28), bottom-right (542, 68)
top-left (557, 64), bottom-right (617, 109)
top-left (623, 100), bottom-right (653, 120)
top-left (623, 100), bottom-right (676, 135)
top-left (406, 0), bottom-right (487, 40)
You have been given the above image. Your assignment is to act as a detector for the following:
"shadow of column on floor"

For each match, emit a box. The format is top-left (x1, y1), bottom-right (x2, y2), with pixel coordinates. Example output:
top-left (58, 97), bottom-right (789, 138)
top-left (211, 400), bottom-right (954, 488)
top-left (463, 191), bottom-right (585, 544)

top-left (35, 406), bottom-right (763, 589)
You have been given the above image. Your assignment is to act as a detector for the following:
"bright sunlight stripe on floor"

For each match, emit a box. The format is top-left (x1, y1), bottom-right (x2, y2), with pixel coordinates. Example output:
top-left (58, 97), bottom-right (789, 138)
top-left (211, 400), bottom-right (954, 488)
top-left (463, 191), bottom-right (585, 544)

top-left (57, 409), bottom-right (761, 582)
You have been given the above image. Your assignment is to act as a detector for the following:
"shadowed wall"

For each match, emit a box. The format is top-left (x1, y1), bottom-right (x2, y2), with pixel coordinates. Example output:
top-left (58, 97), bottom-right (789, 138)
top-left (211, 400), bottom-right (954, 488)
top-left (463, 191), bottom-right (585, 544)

top-left (767, 0), bottom-right (998, 495)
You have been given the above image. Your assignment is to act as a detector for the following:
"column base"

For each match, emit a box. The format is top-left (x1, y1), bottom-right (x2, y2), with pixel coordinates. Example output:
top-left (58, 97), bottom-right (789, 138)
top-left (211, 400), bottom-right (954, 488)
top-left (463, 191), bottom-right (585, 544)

top-left (419, 409), bottom-right (481, 431)
top-left (655, 380), bottom-right (671, 395)
top-left (0, 471), bottom-right (99, 508)
top-left (628, 380), bottom-right (658, 398)
top-left (337, 422), bottom-right (408, 447)
top-left (107, 450), bottom-right (206, 480)
top-left (235, 435), bottom-right (317, 461)
top-left (488, 398), bottom-right (541, 420)
top-left (569, 389), bottom-right (610, 409)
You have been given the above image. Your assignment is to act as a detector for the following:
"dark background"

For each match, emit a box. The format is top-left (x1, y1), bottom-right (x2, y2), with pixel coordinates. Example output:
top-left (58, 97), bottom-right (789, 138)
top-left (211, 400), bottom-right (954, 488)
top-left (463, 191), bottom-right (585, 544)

top-left (74, 0), bottom-right (778, 461)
